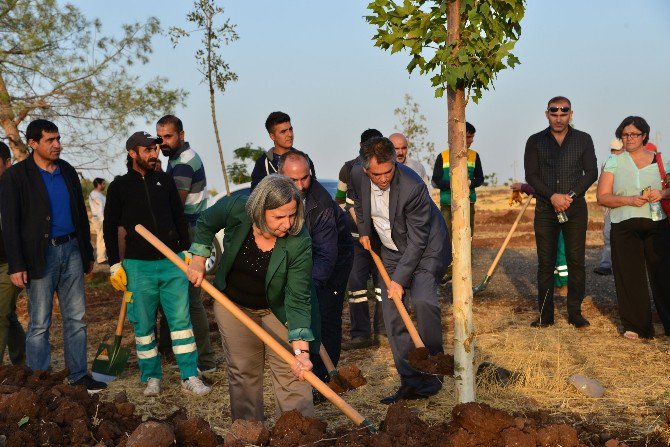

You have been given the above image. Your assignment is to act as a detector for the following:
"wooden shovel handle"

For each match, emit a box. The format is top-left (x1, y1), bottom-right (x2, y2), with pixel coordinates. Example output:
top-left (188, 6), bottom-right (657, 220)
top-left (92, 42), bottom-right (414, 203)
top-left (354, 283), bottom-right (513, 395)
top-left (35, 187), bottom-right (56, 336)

top-left (367, 248), bottom-right (425, 349)
top-left (485, 194), bottom-right (533, 277)
top-left (114, 295), bottom-right (128, 337)
top-left (319, 344), bottom-right (337, 373)
top-left (135, 225), bottom-right (368, 428)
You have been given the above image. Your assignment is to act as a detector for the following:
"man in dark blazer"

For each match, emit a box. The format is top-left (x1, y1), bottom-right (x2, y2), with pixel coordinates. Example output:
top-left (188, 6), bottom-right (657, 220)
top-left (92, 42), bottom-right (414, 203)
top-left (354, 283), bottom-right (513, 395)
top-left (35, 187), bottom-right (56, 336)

top-left (350, 136), bottom-right (450, 404)
top-left (0, 119), bottom-right (104, 393)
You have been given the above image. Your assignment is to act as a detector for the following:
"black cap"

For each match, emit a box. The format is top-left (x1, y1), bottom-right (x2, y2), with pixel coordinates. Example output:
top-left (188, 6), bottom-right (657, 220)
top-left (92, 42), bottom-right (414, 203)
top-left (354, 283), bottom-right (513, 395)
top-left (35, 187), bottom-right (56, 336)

top-left (125, 131), bottom-right (162, 151)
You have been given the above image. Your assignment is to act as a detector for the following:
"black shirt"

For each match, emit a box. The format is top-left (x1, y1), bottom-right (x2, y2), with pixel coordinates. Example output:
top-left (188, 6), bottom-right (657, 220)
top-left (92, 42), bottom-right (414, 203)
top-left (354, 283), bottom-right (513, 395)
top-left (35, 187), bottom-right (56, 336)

top-left (524, 126), bottom-right (598, 209)
top-left (223, 229), bottom-right (273, 309)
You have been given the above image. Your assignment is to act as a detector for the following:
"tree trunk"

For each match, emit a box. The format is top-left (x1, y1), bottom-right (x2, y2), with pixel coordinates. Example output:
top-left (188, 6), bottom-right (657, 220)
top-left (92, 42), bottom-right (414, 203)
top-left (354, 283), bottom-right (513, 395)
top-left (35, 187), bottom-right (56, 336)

top-left (206, 15), bottom-right (231, 196)
top-left (447, 0), bottom-right (475, 403)
top-left (0, 70), bottom-right (28, 161)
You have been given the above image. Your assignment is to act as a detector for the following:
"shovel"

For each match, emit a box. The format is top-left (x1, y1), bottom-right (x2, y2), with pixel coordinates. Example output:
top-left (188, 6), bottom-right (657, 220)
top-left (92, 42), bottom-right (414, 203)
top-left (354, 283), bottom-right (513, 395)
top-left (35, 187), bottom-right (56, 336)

top-left (473, 194), bottom-right (533, 294)
top-left (135, 224), bottom-right (376, 433)
top-left (319, 344), bottom-right (366, 393)
top-left (367, 247), bottom-right (453, 376)
top-left (92, 292), bottom-right (132, 383)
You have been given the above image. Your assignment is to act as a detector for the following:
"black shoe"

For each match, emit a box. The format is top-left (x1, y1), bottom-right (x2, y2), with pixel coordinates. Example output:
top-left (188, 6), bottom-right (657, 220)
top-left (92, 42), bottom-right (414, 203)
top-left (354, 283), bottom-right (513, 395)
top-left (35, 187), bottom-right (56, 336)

top-left (342, 336), bottom-right (376, 351)
top-left (530, 319), bottom-right (554, 328)
top-left (568, 314), bottom-right (590, 328)
top-left (593, 267), bottom-right (612, 276)
top-left (379, 385), bottom-right (433, 405)
top-left (71, 374), bottom-right (107, 394)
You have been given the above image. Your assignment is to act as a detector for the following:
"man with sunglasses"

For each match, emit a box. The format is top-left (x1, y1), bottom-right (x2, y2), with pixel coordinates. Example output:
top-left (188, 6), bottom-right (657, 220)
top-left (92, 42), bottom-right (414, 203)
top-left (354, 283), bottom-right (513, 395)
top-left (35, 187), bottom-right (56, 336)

top-left (524, 96), bottom-right (598, 328)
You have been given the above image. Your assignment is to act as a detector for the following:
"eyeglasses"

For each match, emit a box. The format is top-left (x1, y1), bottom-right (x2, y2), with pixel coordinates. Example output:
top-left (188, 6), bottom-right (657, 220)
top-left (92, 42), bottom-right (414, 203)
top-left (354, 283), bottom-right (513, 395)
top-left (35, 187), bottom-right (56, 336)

top-left (547, 106), bottom-right (571, 113)
top-left (621, 133), bottom-right (643, 139)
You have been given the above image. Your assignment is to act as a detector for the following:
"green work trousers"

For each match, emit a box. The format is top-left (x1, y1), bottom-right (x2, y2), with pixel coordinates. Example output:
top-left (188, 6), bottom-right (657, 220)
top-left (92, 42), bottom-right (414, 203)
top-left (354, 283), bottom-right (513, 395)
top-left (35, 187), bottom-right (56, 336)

top-left (124, 256), bottom-right (198, 382)
top-left (0, 263), bottom-right (26, 365)
top-left (554, 231), bottom-right (568, 287)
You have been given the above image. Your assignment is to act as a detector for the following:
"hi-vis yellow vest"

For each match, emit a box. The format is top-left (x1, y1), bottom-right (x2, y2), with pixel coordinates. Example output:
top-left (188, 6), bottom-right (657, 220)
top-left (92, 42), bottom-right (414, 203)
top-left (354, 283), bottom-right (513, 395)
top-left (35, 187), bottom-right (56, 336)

top-left (439, 149), bottom-right (478, 205)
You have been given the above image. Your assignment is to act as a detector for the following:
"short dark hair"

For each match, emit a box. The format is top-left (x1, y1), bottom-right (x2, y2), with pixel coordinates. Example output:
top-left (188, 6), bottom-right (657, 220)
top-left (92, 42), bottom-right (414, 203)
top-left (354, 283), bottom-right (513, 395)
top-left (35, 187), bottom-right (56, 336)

top-left (156, 115), bottom-right (183, 133)
top-left (0, 141), bottom-right (10, 162)
top-left (465, 122), bottom-right (476, 135)
top-left (265, 111), bottom-right (291, 133)
top-left (93, 178), bottom-right (105, 188)
top-left (615, 116), bottom-right (650, 145)
top-left (547, 96), bottom-right (572, 108)
top-left (360, 128), bottom-right (383, 144)
top-left (277, 149), bottom-right (310, 173)
top-left (26, 119), bottom-right (58, 143)
top-left (360, 137), bottom-right (396, 169)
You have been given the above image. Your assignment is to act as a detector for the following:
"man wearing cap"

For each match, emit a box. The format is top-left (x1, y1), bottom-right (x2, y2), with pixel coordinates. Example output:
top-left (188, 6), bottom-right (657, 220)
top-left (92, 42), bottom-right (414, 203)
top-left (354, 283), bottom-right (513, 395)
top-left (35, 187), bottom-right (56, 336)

top-left (0, 119), bottom-right (105, 393)
top-left (593, 138), bottom-right (623, 276)
top-left (155, 115), bottom-right (216, 374)
top-left (103, 131), bottom-right (211, 397)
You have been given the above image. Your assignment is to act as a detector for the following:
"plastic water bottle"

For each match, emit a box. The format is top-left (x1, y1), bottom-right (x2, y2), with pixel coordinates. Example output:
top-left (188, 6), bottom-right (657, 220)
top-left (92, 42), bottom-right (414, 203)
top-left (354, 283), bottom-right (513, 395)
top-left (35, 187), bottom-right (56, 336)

top-left (556, 191), bottom-right (576, 223)
top-left (650, 201), bottom-right (663, 220)
top-left (569, 374), bottom-right (605, 398)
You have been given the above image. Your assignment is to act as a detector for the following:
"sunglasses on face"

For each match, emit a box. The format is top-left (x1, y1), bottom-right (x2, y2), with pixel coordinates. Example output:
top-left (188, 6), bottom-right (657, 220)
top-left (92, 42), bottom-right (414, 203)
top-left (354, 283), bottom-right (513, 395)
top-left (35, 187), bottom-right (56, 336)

top-left (547, 106), bottom-right (571, 113)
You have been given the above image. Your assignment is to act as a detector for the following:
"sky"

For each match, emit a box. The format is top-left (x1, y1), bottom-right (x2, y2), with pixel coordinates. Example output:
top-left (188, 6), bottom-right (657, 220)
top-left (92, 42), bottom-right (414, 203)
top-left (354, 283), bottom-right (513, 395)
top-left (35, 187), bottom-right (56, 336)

top-left (69, 0), bottom-right (670, 192)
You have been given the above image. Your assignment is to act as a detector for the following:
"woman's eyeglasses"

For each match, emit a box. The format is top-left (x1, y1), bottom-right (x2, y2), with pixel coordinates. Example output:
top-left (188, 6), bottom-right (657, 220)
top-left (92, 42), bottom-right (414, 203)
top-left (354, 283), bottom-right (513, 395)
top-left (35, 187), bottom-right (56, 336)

top-left (621, 133), bottom-right (643, 139)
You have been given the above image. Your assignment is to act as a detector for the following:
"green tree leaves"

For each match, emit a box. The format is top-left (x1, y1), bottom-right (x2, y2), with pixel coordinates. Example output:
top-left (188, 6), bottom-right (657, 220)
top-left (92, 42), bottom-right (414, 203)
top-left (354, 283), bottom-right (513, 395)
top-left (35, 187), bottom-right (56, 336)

top-left (366, 0), bottom-right (525, 102)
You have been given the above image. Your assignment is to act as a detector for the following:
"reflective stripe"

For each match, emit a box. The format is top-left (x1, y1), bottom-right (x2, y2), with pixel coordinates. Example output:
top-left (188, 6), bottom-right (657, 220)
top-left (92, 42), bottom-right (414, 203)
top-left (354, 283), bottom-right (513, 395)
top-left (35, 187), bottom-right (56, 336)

top-left (173, 342), bottom-right (197, 355)
top-left (351, 232), bottom-right (360, 238)
top-left (350, 290), bottom-right (367, 296)
top-left (374, 288), bottom-right (381, 293)
top-left (349, 296), bottom-right (369, 303)
top-left (137, 347), bottom-right (158, 359)
top-left (170, 329), bottom-right (194, 340)
top-left (338, 180), bottom-right (347, 192)
top-left (375, 295), bottom-right (382, 302)
top-left (558, 272), bottom-right (568, 277)
top-left (135, 334), bottom-right (155, 346)
top-left (345, 197), bottom-right (355, 205)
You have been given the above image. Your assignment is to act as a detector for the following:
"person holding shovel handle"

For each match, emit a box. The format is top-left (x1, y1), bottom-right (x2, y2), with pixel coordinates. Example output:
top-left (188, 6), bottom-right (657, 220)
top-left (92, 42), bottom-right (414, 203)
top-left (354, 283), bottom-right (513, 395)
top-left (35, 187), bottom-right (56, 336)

top-left (186, 175), bottom-right (320, 421)
top-left (349, 137), bottom-right (450, 404)
top-left (104, 131), bottom-right (210, 397)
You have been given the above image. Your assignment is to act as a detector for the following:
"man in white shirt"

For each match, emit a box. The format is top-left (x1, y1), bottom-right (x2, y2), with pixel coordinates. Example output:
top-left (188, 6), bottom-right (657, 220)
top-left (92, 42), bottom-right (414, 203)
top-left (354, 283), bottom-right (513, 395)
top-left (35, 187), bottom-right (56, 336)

top-left (349, 136), bottom-right (450, 405)
top-left (88, 178), bottom-right (107, 264)
top-left (389, 133), bottom-right (430, 187)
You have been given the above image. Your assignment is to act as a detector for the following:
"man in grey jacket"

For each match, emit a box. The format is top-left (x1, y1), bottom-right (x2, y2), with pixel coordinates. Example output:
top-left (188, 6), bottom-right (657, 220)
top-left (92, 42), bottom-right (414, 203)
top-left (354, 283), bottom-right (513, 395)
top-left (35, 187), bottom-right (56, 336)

top-left (350, 136), bottom-right (450, 404)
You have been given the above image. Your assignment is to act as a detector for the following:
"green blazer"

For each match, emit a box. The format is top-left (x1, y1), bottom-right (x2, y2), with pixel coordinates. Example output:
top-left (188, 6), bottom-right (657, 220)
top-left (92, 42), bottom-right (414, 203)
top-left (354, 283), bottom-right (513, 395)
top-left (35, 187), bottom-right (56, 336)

top-left (190, 195), bottom-right (319, 343)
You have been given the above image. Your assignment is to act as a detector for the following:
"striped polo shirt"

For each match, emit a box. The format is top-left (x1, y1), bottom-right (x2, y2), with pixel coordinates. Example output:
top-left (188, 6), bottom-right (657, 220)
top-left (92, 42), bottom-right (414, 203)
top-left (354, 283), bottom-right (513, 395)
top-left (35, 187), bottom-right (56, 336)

top-left (167, 142), bottom-right (207, 224)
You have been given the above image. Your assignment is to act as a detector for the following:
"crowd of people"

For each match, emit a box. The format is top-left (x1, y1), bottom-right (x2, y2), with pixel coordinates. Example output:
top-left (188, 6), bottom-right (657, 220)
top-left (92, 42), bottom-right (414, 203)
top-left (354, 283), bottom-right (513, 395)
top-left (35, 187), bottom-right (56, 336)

top-left (0, 95), bottom-right (666, 422)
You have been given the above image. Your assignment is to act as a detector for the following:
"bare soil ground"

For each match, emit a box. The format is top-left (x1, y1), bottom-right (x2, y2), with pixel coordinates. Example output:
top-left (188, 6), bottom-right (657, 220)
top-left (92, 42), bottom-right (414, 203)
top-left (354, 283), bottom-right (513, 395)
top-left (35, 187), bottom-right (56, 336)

top-left (3, 186), bottom-right (670, 446)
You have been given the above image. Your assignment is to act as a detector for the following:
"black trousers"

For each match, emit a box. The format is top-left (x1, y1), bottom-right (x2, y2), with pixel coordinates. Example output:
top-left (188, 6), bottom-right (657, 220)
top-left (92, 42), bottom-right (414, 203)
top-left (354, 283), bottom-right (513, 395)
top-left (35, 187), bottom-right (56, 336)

top-left (533, 199), bottom-right (587, 323)
top-left (611, 218), bottom-right (670, 338)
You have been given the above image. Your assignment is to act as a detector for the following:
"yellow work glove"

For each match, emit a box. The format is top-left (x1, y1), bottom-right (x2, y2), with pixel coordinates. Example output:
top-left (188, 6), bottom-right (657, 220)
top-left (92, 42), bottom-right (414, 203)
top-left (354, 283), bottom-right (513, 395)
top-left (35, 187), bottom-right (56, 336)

top-left (509, 190), bottom-right (523, 206)
top-left (182, 251), bottom-right (192, 266)
top-left (109, 262), bottom-right (127, 292)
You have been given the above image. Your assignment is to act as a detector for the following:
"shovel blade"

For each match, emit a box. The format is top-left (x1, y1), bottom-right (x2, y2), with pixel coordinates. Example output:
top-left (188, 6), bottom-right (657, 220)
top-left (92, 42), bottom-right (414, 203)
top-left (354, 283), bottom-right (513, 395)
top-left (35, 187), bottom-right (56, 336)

top-left (92, 339), bottom-right (131, 378)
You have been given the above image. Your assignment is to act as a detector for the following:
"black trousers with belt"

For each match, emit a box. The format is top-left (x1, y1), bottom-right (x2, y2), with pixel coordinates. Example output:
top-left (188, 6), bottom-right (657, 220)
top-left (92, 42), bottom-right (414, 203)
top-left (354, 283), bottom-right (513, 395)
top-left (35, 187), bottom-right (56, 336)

top-left (533, 199), bottom-right (588, 323)
top-left (611, 217), bottom-right (670, 338)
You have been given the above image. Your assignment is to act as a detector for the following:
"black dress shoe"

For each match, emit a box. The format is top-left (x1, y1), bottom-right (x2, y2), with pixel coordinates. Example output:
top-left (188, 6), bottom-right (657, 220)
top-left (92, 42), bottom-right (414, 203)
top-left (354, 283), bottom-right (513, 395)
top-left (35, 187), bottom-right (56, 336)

top-left (568, 314), bottom-right (590, 328)
top-left (530, 319), bottom-right (554, 328)
top-left (593, 267), bottom-right (612, 276)
top-left (380, 385), bottom-right (431, 405)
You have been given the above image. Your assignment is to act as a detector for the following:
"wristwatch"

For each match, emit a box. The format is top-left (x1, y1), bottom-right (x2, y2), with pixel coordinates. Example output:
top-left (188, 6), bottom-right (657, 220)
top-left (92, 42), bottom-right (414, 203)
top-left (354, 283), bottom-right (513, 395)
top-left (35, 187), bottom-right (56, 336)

top-left (567, 191), bottom-right (577, 199)
top-left (294, 348), bottom-right (310, 356)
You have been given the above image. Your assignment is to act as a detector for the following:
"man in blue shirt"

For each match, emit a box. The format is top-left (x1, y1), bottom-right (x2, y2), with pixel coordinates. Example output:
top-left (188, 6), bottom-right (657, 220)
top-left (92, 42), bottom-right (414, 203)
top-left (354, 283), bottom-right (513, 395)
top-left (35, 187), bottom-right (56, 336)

top-left (0, 119), bottom-right (105, 393)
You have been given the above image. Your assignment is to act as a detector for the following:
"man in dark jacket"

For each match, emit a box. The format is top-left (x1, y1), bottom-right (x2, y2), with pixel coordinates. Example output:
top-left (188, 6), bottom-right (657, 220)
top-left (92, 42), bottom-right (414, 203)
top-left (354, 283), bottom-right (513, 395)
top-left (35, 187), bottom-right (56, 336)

top-left (250, 111), bottom-right (316, 191)
top-left (350, 136), bottom-right (450, 404)
top-left (278, 150), bottom-right (354, 384)
top-left (104, 131), bottom-right (210, 397)
top-left (0, 119), bottom-right (104, 393)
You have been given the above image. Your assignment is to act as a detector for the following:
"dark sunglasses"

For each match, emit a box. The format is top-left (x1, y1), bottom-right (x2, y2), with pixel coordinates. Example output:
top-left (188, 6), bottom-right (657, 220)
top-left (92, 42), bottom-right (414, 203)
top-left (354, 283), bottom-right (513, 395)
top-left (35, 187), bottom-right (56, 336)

top-left (547, 106), bottom-right (571, 113)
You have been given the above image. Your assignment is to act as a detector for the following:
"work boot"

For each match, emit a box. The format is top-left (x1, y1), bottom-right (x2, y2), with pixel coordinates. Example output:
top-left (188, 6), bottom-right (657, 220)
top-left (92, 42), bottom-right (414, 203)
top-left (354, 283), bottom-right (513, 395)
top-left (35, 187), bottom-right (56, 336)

top-left (71, 374), bottom-right (107, 395)
top-left (342, 335), bottom-right (376, 351)
top-left (593, 267), bottom-right (612, 276)
top-left (568, 314), bottom-right (590, 328)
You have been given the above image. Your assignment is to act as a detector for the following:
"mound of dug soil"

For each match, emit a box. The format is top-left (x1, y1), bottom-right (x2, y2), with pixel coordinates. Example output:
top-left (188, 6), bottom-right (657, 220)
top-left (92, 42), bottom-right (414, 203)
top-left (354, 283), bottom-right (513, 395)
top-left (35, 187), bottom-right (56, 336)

top-left (407, 347), bottom-right (455, 375)
top-left (0, 365), bottom-right (224, 447)
top-left (328, 365), bottom-right (367, 393)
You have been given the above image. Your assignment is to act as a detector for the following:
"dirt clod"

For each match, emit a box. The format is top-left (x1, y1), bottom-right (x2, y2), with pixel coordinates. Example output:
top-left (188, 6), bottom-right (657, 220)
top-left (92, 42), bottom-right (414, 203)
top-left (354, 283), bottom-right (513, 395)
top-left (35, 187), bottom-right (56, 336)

top-left (175, 417), bottom-right (219, 447)
top-left (225, 419), bottom-right (270, 446)
top-left (407, 347), bottom-right (455, 375)
top-left (126, 421), bottom-right (175, 447)
top-left (269, 410), bottom-right (327, 447)
top-left (327, 365), bottom-right (367, 393)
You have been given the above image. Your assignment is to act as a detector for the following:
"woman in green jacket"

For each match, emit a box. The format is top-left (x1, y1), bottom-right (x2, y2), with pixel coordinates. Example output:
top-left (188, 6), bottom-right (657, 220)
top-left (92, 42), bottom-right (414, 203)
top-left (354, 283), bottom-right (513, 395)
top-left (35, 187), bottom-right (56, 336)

top-left (187, 175), bottom-right (319, 421)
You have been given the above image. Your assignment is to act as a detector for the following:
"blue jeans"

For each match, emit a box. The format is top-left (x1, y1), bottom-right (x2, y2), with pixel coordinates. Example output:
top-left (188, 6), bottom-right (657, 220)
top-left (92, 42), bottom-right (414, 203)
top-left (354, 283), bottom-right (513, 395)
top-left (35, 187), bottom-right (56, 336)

top-left (25, 239), bottom-right (87, 382)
